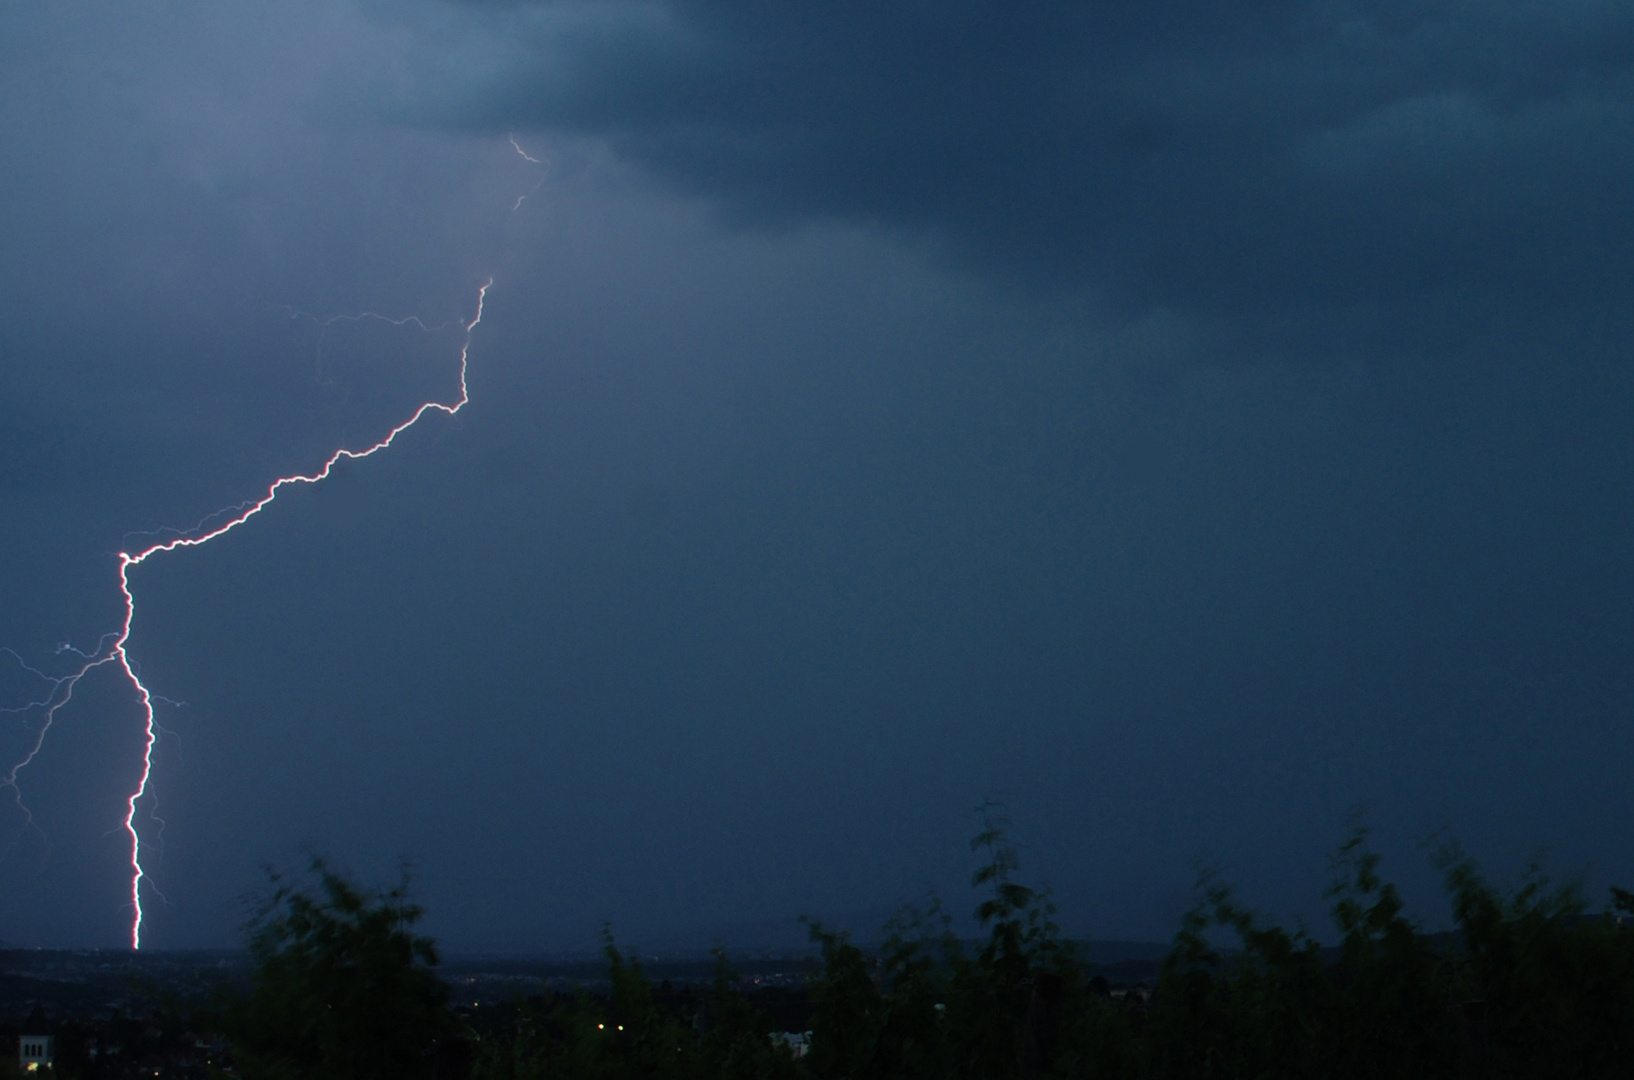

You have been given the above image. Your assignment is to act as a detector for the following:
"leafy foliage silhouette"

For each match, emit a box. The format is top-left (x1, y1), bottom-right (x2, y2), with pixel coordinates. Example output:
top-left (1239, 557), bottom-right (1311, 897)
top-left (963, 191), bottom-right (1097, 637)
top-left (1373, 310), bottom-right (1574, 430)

top-left (212, 822), bottom-right (1634, 1080)
top-left (215, 859), bottom-right (459, 1080)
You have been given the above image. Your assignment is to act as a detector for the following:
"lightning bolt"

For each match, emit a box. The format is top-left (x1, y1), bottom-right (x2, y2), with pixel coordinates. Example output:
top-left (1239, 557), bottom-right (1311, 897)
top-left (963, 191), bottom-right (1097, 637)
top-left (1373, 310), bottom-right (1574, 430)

top-left (509, 134), bottom-right (548, 211)
top-left (508, 133), bottom-right (543, 165)
top-left (2, 280), bottom-right (491, 949)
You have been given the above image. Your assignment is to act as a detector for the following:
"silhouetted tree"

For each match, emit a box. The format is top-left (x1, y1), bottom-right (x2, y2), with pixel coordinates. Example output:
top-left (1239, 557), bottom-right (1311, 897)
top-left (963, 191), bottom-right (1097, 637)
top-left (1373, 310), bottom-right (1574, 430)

top-left (210, 822), bottom-right (1634, 1080)
top-left (804, 805), bottom-right (1085, 1080)
top-left (1438, 843), bottom-right (1634, 1078)
top-left (218, 859), bottom-right (459, 1080)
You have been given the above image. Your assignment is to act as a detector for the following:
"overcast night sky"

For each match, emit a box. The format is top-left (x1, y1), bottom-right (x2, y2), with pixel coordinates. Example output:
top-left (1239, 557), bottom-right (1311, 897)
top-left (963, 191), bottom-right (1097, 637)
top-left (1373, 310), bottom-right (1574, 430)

top-left (2, 0), bottom-right (1633, 952)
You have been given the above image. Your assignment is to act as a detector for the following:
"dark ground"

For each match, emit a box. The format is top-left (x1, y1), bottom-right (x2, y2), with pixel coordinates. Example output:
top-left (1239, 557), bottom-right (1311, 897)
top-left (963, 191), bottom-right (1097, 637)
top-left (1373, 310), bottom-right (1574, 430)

top-left (1, 941), bottom-right (1166, 1019)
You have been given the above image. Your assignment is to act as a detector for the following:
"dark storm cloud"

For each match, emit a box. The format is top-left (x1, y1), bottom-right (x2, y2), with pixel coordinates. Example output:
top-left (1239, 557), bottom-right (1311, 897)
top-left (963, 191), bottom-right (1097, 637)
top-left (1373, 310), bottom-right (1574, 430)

top-left (433, 0), bottom-right (1634, 350)
top-left (7, 0), bottom-right (1634, 953)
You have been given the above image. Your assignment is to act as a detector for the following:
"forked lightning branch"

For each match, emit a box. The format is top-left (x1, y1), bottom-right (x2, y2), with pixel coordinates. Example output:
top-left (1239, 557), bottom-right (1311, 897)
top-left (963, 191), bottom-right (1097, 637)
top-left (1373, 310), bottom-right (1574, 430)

top-left (1, 279), bottom-right (493, 949)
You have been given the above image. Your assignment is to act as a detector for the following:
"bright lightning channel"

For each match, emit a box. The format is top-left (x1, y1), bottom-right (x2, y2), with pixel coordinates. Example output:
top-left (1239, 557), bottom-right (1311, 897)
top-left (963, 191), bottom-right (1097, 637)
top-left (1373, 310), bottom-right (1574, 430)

top-left (509, 134), bottom-right (547, 210)
top-left (3, 279), bottom-right (490, 949)
top-left (508, 134), bottom-right (543, 165)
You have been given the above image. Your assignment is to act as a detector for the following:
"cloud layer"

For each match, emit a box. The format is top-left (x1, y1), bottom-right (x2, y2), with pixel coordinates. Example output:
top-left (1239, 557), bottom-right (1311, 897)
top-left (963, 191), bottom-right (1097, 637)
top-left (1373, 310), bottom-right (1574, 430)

top-left (4, 0), bottom-right (1634, 950)
top-left (433, 0), bottom-right (1634, 356)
